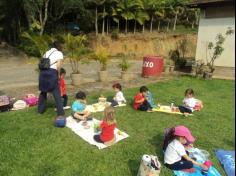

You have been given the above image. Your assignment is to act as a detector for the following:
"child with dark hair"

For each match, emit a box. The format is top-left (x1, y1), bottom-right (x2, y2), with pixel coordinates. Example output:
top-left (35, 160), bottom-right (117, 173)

top-left (164, 126), bottom-right (208, 172)
top-left (59, 68), bottom-right (70, 109)
top-left (71, 91), bottom-right (91, 121)
top-left (178, 88), bottom-right (203, 116)
top-left (133, 86), bottom-right (153, 112)
top-left (109, 83), bottom-right (126, 107)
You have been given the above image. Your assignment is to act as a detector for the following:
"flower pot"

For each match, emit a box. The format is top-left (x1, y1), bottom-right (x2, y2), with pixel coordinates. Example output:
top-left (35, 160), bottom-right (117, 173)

top-left (164, 65), bottom-right (170, 73)
top-left (203, 72), bottom-right (213, 80)
top-left (169, 65), bottom-right (175, 72)
top-left (99, 70), bottom-right (108, 82)
top-left (121, 71), bottom-right (133, 81)
top-left (71, 73), bottom-right (83, 86)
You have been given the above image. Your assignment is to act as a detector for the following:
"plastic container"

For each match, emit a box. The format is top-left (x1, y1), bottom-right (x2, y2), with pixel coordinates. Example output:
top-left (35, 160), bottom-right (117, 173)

top-left (142, 56), bottom-right (164, 77)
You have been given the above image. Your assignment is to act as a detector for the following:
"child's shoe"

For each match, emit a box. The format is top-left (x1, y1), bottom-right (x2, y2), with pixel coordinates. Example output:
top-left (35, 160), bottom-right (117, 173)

top-left (182, 168), bottom-right (195, 173)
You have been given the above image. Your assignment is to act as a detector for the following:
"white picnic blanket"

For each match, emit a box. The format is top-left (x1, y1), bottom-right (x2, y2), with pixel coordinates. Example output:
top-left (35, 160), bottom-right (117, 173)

top-left (86, 102), bottom-right (126, 113)
top-left (66, 116), bottom-right (129, 149)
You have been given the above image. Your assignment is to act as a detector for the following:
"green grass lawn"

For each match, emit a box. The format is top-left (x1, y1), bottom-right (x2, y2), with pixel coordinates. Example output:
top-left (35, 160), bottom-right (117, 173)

top-left (0, 77), bottom-right (234, 176)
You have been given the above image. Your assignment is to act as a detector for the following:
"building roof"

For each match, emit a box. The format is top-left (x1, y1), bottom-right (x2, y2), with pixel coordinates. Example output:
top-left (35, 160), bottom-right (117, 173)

top-left (188, 0), bottom-right (235, 7)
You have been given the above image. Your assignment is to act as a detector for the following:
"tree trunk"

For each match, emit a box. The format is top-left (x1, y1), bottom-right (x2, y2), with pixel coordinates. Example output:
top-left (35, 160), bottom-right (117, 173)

top-left (125, 19), bottom-right (128, 34)
top-left (157, 20), bottom-right (161, 32)
top-left (102, 6), bottom-right (105, 36)
top-left (107, 18), bottom-right (109, 35)
top-left (134, 20), bottom-right (136, 34)
top-left (150, 16), bottom-right (153, 33)
top-left (95, 6), bottom-right (98, 36)
top-left (191, 21), bottom-right (194, 29)
top-left (173, 13), bottom-right (178, 31)
top-left (117, 20), bottom-right (120, 32)
top-left (39, 0), bottom-right (49, 36)
top-left (166, 20), bottom-right (170, 32)
top-left (142, 23), bottom-right (145, 33)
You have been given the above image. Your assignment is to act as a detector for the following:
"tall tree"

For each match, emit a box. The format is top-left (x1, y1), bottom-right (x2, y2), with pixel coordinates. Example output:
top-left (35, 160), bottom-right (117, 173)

top-left (115, 0), bottom-right (141, 34)
top-left (23, 0), bottom-right (50, 36)
top-left (90, 0), bottom-right (106, 36)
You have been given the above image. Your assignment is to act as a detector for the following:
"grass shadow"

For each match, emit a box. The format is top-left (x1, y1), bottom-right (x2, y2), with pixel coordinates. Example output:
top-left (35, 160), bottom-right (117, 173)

top-left (148, 133), bottom-right (165, 161)
top-left (128, 159), bottom-right (140, 176)
top-left (0, 90), bottom-right (5, 96)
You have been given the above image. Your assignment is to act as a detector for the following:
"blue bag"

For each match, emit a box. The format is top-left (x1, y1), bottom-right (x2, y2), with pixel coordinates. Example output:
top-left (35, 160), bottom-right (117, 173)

top-left (215, 149), bottom-right (235, 176)
top-left (54, 117), bottom-right (66, 127)
top-left (147, 91), bottom-right (156, 108)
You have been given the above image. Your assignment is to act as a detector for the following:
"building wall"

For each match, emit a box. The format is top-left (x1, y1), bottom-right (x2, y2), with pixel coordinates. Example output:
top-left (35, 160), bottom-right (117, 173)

top-left (195, 7), bottom-right (235, 67)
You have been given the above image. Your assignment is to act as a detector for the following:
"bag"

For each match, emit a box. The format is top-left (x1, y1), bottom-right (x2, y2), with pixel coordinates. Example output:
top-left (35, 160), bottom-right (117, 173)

top-left (54, 117), bottom-right (66, 127)
top-left (215, 149), bottom-right (235, 176)
top-left (0, 95), bottom-right (12, 112)
top-left (24, 94), bottom-right (38, 106)
top-left (38, 50), bottom-right (57, 70)
top-left (163, 127), bottom-right (175, 152)
top-left (12, 100), bottom-right (28, 110)
top-left (137, 155), bottom-right (161, 176)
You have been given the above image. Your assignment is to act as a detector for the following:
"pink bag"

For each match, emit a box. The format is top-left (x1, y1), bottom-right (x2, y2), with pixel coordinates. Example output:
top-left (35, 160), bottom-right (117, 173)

top-left (24, 94), bottom-right (38, 106)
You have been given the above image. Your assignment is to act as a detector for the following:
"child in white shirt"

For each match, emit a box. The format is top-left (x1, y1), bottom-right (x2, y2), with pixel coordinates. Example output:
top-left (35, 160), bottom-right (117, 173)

top-left (110, 83), bottom-right (126, 107)
top-left (178, 88), bottom-right (202, 116)
top-left (164, 125), bottom-right (208, 172)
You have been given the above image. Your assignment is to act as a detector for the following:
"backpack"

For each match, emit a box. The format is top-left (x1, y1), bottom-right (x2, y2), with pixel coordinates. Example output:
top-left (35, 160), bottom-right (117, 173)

top-left (0, 95), bottom-right (12, 112)
top-left (38, 50), bottom-right (57, 70)
top-left (24, 94), bottom-right (38, 106)
top-left (163, 127), bottom-right (175, 152)
top-left (137, 154), bottom-right (161, 176)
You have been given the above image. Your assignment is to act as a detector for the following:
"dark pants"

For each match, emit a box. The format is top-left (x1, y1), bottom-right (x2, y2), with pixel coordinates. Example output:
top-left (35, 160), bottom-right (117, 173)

top-left (166, 159), bottom-right (193, 170)
top-left (178, 106), bottom-right (192, 114)
top-left (94, 135), bottom-right (103, 143)
top-left (138, 100), bottom-right (152, 111)
top-left (107, 97), bottom-right (119, 107)
top-left (38, 69), bottom-right (65, 116)
top-left (62, 94), bottom-right (68, 107)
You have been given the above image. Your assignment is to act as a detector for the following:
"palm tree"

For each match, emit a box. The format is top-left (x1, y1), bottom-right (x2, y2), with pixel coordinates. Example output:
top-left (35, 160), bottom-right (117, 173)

top-left (90, 0), bottom-right (106, 36)
top-left (115, 0), bottom-right (141, 34)
top-left (133, 11), bottom-right (150, 34)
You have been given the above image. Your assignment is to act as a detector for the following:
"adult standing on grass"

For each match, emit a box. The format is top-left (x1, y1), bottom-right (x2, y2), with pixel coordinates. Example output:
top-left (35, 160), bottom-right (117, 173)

top-left (38, 41), bottom-right (65, 117)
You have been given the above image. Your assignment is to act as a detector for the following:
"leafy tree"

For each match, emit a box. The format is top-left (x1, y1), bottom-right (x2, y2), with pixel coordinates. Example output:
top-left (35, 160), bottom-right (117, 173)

top-left (23, 0), bottom-right (50, 36)
top-left (64, 34), bottom-right (91, 74)
top-left (115, 0), bottom-right (142, 34)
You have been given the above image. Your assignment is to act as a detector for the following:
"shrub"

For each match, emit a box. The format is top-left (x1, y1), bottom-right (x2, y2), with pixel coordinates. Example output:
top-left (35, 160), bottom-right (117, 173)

top-left (111, 29), bottom-right (119, 40)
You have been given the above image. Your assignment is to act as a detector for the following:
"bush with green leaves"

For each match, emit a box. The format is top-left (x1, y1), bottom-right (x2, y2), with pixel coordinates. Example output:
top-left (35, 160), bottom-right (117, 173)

top-left (111, 29), bottom-right (119, 40)
top-left (64, 33), bottom-right (92, 74)
top-left (93, 45), bottom-right (110, 71)
top-left (118, 54), bottom-right (130, 72)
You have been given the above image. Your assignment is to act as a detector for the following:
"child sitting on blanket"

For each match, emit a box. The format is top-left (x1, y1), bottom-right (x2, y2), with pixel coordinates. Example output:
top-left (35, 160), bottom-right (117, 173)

top-left (109, 83), bottom-right (126, 107)
top-left (71, 91), bottom-right (91, 121)
top-left (164, 125), bottom-right (208, 172)
top-left (133, 86), bottom-right (153, 112)
top-left (178, 89), bottom-right (203, 116)
top-left (93, 106), bottom-right (116, 145)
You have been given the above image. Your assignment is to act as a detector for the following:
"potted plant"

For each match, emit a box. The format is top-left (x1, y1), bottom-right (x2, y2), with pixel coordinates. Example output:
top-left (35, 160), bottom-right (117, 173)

top-left (64, 33), bottom-right (91, 85)
top-left (93, 45), bottom-right (110, 82)
top-left (118, 54), bottom-right (131, 81)
top-left (164, 59), bottom-right (171, 73)
top-left (202, 27), bottom-right (234, 80)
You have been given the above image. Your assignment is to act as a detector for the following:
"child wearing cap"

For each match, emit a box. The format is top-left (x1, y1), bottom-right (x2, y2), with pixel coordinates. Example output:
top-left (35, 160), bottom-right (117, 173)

top-left (164, 125), bottom-right (208, 172)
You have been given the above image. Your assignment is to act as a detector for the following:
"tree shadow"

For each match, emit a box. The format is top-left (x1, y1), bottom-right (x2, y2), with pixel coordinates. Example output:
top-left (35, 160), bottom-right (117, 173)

top-left (128, 159), bottom-right (140, 176)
